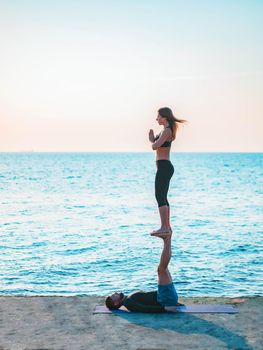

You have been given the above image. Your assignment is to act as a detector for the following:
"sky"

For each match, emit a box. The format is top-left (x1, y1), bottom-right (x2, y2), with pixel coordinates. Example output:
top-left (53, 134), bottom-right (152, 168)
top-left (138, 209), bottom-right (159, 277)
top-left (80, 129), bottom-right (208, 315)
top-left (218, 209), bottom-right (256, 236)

top-left (0, 0), bottom-right (262, 152)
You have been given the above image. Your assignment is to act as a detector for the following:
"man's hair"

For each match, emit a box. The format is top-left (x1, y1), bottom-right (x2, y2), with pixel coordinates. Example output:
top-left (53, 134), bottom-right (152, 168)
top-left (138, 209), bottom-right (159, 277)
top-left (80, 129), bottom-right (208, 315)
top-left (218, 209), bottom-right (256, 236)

top-left (105, 296), bottom-right (120, 310)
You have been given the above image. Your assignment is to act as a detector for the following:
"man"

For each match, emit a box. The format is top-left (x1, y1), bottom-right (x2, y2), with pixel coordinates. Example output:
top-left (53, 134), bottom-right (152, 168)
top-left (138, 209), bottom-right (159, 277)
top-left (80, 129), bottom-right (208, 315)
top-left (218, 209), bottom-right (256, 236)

top-left (105, 234), bottom-right (181, 312)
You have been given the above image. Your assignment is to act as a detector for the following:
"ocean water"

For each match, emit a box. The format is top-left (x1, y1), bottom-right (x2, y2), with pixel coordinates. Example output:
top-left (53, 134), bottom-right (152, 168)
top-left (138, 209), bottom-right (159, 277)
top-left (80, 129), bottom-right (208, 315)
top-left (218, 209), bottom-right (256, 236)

top-left (0, 152), bottom-right (262, 297)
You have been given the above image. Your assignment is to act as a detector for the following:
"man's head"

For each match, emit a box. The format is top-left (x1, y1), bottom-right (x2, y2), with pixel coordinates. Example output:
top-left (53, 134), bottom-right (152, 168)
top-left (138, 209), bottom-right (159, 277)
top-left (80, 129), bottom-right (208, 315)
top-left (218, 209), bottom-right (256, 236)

top-left (105, 292), bottom-right (125, 310)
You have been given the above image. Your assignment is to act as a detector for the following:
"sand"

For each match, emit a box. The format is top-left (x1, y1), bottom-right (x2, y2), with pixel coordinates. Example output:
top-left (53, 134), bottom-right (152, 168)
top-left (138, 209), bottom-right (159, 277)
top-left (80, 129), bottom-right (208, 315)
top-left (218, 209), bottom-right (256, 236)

top-left (0, 296), bottom-right (262, 350)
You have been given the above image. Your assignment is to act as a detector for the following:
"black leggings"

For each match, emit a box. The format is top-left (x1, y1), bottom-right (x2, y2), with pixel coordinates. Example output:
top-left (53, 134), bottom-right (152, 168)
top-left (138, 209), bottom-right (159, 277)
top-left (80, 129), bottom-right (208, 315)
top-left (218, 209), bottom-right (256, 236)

top-left (155, 160), bottom-right (174, 207)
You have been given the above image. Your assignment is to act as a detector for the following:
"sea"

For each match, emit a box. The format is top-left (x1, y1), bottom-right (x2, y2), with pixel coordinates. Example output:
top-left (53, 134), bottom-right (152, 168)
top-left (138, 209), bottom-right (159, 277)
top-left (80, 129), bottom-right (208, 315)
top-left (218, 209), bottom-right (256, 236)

top-left (0, 152), bottom-right (262, 297)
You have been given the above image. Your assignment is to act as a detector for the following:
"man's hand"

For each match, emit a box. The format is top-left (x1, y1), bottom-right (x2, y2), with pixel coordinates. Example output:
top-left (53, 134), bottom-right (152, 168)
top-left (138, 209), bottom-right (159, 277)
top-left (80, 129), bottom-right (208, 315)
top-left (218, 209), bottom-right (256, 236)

top-left (149, 129), bottom-right (155, 143)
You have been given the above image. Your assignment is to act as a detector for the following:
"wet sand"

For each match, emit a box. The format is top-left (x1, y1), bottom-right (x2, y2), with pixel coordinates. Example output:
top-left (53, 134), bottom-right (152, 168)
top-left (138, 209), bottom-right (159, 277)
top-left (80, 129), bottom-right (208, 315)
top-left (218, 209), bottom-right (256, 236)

top-left (0, 296), bottom-right (262, 350)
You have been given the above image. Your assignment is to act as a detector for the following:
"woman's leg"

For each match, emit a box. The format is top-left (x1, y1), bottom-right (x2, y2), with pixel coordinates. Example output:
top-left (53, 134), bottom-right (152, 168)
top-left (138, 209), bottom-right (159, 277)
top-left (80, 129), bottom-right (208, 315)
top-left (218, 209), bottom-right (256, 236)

top-left (158, 205), bottom-right (170, 231)
top-left (152, 161), bottom-right (174, 235)
top-left (167, 203), bottom-right (172, 231)
top-left (166, 163), bottom-right (174, 232)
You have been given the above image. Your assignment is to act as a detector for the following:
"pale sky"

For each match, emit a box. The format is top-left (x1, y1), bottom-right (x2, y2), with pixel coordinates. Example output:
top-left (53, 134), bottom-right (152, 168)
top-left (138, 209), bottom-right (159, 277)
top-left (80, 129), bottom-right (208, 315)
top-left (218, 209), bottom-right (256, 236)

top-left (0, 0), bottom-right (262, 152)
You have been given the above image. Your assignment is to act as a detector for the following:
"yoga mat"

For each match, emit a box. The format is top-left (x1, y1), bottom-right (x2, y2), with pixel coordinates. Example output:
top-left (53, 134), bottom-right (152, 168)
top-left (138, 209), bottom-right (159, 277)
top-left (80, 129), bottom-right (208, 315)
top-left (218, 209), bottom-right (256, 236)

top-left (94, 304), bottom-right (238, 314)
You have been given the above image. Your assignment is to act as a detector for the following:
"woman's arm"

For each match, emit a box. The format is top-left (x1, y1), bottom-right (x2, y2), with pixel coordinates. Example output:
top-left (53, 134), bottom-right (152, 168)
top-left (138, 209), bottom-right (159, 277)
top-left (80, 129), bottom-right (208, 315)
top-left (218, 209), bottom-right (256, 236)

top-left (151, 128), bottom-right (171, 150)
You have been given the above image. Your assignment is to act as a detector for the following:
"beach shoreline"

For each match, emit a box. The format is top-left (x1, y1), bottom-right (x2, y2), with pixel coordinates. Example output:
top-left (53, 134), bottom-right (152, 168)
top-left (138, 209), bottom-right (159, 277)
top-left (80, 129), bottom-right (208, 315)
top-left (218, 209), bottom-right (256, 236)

top-left (0, 296), bottom-right (262, 349)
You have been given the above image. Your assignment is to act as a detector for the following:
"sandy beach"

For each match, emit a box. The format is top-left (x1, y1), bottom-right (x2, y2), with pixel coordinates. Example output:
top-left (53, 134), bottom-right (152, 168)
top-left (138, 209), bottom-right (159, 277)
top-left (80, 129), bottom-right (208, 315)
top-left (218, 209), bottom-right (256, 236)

top-left (0, 296), bottom-right (262, 350)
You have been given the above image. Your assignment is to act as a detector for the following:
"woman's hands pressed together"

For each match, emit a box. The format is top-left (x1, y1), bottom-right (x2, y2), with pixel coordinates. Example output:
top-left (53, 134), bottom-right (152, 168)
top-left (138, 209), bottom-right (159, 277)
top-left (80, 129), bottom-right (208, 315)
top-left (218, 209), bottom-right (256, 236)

top-left (149, 129), bottom-right (155, 143)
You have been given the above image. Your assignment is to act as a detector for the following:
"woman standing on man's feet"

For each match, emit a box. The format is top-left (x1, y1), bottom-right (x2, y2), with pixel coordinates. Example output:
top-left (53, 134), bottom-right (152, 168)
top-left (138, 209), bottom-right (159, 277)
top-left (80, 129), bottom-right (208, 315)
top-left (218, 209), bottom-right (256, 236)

top-left (149, 107), bottom-right (186, 237)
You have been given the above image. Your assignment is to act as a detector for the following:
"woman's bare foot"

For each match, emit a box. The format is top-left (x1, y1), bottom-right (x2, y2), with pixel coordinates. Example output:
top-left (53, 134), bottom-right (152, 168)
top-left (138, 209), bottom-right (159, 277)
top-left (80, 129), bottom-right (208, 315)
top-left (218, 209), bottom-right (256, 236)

top-left (150, 227), bottom-right (172, 237)
top-left (151, 232), bottom-right (172, 238)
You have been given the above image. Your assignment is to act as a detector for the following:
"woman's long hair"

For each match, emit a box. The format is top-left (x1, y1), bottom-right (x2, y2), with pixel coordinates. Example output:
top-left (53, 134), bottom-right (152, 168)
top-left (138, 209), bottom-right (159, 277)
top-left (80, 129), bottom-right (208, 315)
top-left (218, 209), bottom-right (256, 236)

top-left (158, 107), bottom-right (187, 140)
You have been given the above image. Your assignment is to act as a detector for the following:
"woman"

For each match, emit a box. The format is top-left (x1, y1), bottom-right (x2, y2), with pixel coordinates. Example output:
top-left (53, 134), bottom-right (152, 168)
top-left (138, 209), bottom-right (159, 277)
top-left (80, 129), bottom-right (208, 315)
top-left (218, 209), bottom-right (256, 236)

top-left (149, 107), bottom-right (186, 237)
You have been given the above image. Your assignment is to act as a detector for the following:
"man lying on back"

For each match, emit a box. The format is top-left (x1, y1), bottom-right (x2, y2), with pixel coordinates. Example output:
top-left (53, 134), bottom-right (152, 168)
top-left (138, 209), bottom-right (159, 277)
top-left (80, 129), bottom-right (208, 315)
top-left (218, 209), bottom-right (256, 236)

top-left (105, 234), bottom-right (182, 312)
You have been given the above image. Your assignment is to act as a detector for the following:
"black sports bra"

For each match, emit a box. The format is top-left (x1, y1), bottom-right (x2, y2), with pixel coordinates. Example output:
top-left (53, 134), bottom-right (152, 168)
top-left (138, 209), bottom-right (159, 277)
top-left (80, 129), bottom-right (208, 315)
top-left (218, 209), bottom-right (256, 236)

top-left (154, 127), bottom-right (173, 148)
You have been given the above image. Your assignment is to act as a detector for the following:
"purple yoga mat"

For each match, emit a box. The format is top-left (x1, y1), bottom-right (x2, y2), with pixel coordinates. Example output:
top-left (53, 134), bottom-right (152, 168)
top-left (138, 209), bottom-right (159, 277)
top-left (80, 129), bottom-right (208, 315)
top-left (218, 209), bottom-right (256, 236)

top-left (94, 304), bottom-right (238, 314)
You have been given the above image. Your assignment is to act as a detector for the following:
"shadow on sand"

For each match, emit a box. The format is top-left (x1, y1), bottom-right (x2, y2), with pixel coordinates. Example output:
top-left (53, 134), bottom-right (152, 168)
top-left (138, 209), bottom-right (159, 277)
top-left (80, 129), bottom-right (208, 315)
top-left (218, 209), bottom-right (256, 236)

top-left (114, 311), bottom-right (253, 350)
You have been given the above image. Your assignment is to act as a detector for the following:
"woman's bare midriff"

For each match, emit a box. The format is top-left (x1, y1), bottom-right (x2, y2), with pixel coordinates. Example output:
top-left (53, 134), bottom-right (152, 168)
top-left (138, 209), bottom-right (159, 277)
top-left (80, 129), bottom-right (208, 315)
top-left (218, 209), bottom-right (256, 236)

top-left (156, 147), bottom-right (171, 161)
